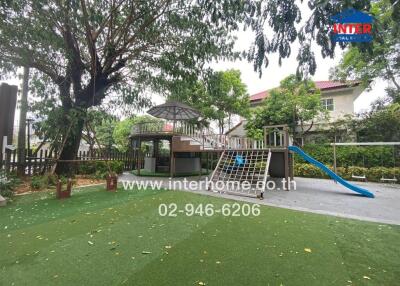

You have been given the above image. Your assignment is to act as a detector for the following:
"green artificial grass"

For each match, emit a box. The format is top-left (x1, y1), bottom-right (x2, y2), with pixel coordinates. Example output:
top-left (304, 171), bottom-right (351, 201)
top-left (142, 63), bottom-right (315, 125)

top-left (0, 186), bottom-right (399, 286)
top-left (132, 168), bottom-right (210, 177)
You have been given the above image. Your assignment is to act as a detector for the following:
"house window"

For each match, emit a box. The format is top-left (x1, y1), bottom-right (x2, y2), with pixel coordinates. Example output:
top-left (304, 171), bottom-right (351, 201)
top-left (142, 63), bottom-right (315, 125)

top-left (321, 98), bottom-right (334, 111)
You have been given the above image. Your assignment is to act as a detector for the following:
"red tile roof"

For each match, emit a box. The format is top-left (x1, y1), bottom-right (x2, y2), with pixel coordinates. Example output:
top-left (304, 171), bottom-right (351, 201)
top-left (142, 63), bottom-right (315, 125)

top-left (250, 80), bottom-right (360, 102)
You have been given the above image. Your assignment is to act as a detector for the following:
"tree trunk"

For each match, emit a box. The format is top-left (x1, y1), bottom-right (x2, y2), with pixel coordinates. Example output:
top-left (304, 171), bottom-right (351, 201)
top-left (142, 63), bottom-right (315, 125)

top-left (17, 67), bottom-right (29, 176)
top-left (54, 110), bottom-right (87, 175)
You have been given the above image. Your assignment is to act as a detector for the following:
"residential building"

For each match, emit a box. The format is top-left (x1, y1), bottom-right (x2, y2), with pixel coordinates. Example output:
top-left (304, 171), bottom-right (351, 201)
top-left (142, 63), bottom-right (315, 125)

top-left (227, 80), bottom-right (364, 144)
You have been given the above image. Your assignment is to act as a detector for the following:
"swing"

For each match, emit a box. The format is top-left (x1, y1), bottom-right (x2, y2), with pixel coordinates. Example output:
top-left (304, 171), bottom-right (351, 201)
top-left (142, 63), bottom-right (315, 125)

top-left (380, 146), bottom-right (397, 183)
top-left (351, 151), bottom-right (366, 181)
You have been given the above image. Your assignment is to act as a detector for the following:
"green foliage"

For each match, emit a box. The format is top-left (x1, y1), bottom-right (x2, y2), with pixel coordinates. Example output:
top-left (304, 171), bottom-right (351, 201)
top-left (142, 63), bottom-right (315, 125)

top-left (294, 163), bottom-right (330, 179)
top-left (296, 144), bottom-right (398, 168)
top-left (113, 115), bottom-right (162, 151)
top-left (354, 103), bottom-right (400, 142)
top-left (78, 161), bottom-right (124, 179)
top-left (30, 174), bottom-right (68, 190)
top-left (82, 109), bottom-right (117, 152)
top-left (246, 75), bottom-right (326, 138)
top-left (0, 171), bottom-right (21, 198)
top-left (30, 176), bottom-right (48, 190)
top-left (294, 163), bottom-right (399, 183)
top-left (171, 69), bottom-right (249, 133)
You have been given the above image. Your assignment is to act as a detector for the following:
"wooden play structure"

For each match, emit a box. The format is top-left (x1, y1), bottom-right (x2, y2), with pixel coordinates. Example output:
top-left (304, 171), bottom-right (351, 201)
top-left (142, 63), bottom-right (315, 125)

top-left (130, 102), bottom-right (294, 197)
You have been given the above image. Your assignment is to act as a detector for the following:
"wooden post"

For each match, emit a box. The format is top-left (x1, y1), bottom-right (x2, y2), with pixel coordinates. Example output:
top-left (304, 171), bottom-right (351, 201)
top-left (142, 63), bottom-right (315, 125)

top-left (106, 174), bottom-right (118, 192)
top-left (56, 178), bottom-right (72, 199)
top-left (206, 152), bottom-right (209, 174)
top-left (284, 127), bottom-right (290, 191)
top-left (198, 152), bottom-right (202, 180)
top-left (170, 137), bottom-right (173, 178)
top-left (333, 141), bottom-right (337, 174)
top-left (137, 138), bottom-right (141, 176)
top-left (333, 140), bottom-right (337, 184)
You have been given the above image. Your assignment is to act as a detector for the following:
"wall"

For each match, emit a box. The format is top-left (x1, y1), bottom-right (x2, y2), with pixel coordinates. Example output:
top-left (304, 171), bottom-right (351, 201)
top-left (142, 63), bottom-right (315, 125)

top-left (320, 86), bottom-right (363, 121)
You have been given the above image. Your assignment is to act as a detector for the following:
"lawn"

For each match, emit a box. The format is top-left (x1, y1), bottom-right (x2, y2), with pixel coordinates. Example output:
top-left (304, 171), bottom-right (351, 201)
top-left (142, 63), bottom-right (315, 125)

top-left (0, 186), bottom-right (399, 286)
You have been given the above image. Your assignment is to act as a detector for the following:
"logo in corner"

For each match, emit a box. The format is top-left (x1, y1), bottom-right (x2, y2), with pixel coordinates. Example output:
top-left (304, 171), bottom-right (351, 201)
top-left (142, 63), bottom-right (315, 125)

top-left (331, 8), bottom-right (373, 43)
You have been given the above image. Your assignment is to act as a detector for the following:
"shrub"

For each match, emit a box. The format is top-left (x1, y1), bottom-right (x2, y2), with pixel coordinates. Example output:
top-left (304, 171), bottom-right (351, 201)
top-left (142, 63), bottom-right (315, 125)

top-left (77, 161), bottom-right (124, 179)
top-left (294, 163), bottom-right (399, 183)
top-left (30, 175), bottom-right (48, 190)
top-left (30, 174), bottom-right (68, 190)
top-left (294, 163), bottom-right (329, 179)
top-left (295, 144), bottom-right (398, 168)
top-left (0, 171), bottom-right (21, 197)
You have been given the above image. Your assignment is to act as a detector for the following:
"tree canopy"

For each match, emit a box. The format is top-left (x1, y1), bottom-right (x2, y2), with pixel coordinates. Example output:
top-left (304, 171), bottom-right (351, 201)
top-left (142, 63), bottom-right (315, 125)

top-left (171, 69), bottom-right (249, 133)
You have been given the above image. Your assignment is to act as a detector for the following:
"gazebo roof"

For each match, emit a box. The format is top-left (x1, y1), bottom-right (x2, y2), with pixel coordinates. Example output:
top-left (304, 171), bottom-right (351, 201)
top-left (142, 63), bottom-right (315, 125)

top-left (146, 101), bottom-right (201, 120)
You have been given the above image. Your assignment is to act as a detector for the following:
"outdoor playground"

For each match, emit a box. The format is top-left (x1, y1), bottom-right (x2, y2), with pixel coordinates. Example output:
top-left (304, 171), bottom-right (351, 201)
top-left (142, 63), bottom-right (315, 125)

top-left (1, 103), bottom-right (400, 285)
top-left (1, 1), bottom-right (400, 285)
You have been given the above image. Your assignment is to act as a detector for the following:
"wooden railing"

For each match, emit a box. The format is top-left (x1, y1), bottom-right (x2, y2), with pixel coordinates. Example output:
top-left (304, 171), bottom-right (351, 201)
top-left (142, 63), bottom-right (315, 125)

top-left (131, 121), bottom-right (207, 138)
top-left (132, 121), bottom-right (273, 151)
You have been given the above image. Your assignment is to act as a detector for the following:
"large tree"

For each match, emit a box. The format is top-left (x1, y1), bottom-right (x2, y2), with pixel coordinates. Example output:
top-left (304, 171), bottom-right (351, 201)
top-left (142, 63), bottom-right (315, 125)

top-left (245, 75), bottom-right (326, 140)
top-left (0, 0), bottom-right (382, 173)
top-left (171, 69), bottom-right (249, 134)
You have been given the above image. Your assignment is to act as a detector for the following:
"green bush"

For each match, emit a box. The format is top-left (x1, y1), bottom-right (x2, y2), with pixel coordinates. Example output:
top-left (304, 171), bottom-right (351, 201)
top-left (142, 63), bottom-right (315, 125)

top-left (295, 144), bottom-right (398, 168)
top-left (0, 171), bottom-right (21, 197)
top-left (294, 163), bottom-right (399, 183)
top-left (30, 174), bottom-right (68, 190)
top-left (294, 163), bottom-right (330, 179)
top-left (30, 175), bottom-right (48, 190)
top-left (77, 161), bottom-right (124, 179)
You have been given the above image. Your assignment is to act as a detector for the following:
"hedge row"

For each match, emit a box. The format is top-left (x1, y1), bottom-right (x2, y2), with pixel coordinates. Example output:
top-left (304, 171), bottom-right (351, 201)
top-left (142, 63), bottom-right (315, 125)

top-left (294, 163), bottom-right (399, 183)
top-left (77, 161), bottom-right (125, 179)
top-left (295, 144), bottom-right (399, 168)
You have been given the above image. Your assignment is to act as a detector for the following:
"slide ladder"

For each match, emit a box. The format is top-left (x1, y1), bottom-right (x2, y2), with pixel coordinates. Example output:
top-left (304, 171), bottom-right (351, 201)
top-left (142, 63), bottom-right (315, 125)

top-left (289, 146), bottom-right (374, 198)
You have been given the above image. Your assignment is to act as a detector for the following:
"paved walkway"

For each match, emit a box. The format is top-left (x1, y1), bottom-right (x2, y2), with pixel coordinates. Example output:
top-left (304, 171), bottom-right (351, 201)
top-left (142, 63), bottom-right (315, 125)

top-left (119, 173), bottom-right (400, 225)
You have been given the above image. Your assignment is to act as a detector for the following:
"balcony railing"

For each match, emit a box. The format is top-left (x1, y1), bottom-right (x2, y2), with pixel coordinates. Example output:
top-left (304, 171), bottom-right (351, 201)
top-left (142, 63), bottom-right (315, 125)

top-left (131, 121), bottom-right (279, 150)
top-left (131, 121), bottom-right (207, 138)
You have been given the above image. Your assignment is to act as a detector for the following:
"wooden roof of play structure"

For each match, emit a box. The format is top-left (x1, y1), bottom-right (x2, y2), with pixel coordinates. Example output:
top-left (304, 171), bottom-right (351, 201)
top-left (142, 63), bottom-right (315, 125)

top-left (147, 101), bottom-right (201, 120)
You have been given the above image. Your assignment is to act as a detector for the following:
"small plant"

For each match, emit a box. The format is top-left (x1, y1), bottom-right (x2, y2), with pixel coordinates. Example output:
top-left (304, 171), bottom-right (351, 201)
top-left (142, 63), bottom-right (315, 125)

top-left (30, 175), bottom-right (48, 190)
top-left (30, 174), bottom-right (70, 190)
top-left (0, 170), bottom-right (21, 198)
top-left (77, 161), bottom-right (124, 179)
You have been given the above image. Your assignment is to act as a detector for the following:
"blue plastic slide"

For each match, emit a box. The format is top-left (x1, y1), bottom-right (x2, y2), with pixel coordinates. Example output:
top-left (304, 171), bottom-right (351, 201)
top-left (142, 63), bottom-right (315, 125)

top-left (288, 146), bottom-right (375, 198)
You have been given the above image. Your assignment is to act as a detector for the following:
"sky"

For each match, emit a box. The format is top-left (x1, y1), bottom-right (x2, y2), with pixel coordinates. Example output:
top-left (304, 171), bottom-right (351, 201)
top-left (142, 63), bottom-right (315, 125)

top-left (1, 2), bottom-right (389, 126)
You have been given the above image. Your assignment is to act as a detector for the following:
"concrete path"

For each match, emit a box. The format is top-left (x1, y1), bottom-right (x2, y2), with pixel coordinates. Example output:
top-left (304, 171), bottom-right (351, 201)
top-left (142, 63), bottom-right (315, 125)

top-left (119, 173), bottom-right (400, 225)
